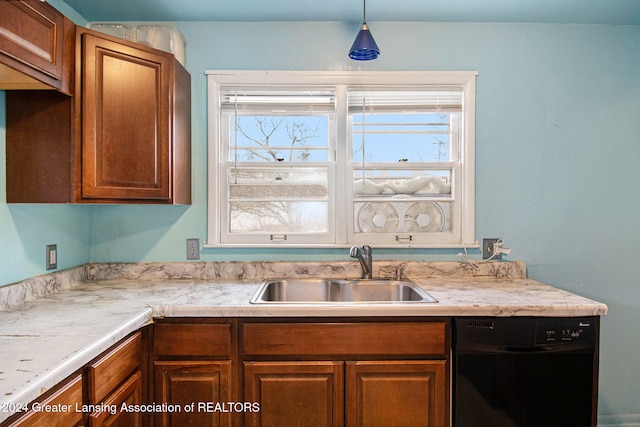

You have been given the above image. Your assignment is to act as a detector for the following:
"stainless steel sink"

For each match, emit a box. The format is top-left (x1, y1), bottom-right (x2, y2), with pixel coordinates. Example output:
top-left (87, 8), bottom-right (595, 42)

top-left (250, 278), bottom-right (438, 304)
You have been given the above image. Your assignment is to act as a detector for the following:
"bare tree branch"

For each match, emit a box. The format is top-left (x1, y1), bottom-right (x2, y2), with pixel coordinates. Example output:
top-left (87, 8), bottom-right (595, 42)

top-left (235, 116), bottom-right (316, 162)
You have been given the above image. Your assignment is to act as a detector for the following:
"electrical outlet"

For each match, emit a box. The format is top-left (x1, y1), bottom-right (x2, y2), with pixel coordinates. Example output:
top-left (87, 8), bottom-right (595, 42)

top-left (186, 238), bottom-right (200, 260)
top-left (482, 238), bottom-right (502, 260)
top-left (46, 244), bottom-right (57, 270)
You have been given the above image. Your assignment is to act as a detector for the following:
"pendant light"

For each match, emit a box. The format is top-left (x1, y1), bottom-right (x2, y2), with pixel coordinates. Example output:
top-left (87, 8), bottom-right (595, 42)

top-left (348, 0), bottom-right (380, 61)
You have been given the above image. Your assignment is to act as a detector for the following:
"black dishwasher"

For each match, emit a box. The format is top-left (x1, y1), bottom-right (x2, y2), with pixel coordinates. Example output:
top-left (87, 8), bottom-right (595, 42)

top-left (453, 317), bottom-right (598, 427)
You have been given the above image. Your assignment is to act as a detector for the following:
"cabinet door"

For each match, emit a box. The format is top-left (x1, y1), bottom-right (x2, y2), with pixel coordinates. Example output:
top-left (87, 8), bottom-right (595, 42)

top-left (89, 371), bottom-right (143, 427)
top-left (244, 361), bottom-right (344, 427)
top-left (81, 32), bottom-right (172, 201)
top-left (345, 361), bottom-right (447, 427)
top-left (154, 360), bottom-right (233, 427)
top-left (0, 0), bottom-right (66, 86)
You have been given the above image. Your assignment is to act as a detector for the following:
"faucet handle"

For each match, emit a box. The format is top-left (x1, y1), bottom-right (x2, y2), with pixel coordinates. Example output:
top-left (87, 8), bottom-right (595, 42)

top-left (349, 246), bottom-right (361, 258)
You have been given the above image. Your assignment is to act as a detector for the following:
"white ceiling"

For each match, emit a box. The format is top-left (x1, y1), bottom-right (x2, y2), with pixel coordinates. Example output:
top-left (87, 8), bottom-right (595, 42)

top-left (61, 0), bottom-right (640, 25)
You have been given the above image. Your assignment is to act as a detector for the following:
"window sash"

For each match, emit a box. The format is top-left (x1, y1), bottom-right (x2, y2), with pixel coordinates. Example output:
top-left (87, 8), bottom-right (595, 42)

top-left (218, 88), bottom-right (336, 245)
top-left (219, 163), bottom-right (337, 245)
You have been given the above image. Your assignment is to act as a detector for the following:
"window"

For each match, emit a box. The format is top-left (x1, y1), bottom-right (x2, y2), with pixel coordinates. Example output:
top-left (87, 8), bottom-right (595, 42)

top-left (207, 71), bottom-right (477, 247)
top-left (216, 88), bottom-right (336, 245)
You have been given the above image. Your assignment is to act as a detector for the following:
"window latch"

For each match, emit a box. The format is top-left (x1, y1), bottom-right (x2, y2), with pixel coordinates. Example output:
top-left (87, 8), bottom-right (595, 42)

top-left (270, 234), bottom-right (288, 241)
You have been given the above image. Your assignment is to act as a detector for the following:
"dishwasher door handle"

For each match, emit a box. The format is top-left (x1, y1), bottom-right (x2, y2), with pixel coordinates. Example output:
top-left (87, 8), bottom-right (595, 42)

top-left (456, 339), bottom-right (596, 354)
top-left (497, 345), bottom-right (556, 353)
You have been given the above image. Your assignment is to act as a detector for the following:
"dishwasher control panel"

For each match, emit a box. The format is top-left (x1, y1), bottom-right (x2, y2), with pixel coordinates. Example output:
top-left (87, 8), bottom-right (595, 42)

top-left (455, 316), bottom-right (598, 349)
top-left (536, 317), bottom-right (596, 344)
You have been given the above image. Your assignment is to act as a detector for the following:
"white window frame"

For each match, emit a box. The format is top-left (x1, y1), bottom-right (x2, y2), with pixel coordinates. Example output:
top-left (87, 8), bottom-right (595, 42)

top-left (206, 70), bottom-right (477, 248)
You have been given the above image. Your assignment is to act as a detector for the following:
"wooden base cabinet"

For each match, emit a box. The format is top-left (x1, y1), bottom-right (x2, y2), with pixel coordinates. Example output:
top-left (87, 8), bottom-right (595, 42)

top-left (1, 318), bottom-right (449, 427)
top-left (2, 331), bottom-right (143, 427)
top-left (151, 320), bottom-right (236, 427)
top-left (243, 361), bottom-right (446, 427)
top-left (241, 320), bottom-right (450, 427)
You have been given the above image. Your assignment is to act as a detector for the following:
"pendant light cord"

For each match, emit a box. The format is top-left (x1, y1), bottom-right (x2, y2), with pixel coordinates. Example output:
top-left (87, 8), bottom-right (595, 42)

top-left (363, 0), bottom-right (367, 24)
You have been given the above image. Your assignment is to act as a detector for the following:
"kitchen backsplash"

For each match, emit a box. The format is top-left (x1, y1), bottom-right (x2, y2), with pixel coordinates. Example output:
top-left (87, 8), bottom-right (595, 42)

top-left (0, 265), bottom-right (86, 310)
top-left (1, 260), bottom-right (526, 310)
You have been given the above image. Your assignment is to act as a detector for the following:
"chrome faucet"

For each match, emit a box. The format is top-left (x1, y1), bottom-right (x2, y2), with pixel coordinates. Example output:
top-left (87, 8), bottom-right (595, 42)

top-left (350, 245), bottom-right (373, 279)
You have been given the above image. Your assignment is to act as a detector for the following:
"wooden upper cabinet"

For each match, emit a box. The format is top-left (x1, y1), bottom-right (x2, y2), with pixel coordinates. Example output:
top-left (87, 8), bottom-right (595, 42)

top-left (5, 27), bottom-right (191, 204)
top-left (80, 32), bottom-right (188, 202)
top-left (0, 0), bottom-right (74, 93)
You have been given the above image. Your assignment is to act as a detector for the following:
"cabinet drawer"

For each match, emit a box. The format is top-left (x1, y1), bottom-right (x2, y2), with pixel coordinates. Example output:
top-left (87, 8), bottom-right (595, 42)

top-left (88, 332), bottom-right (142, 403)
top-left (154, 323), bottom-right (232, 357)
top-left (6, 374), bottom-right (82, 427)
top-left (89, 371), bottom-right (143, 427)
top-left (243, 322), bottom-right (447, 357)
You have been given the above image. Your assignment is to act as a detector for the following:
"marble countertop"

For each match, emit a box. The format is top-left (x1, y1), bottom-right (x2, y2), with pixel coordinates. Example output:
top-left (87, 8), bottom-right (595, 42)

top-left (0, 261), bottom-right (607, 422)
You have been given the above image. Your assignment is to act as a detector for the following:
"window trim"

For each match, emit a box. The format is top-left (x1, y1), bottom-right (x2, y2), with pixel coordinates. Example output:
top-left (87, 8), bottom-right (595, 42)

top-left (206, 70), bottom-right (477, 248)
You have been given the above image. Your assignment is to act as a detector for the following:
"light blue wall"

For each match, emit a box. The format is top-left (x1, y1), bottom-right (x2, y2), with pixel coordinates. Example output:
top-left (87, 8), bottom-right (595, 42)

top-left (1, 9), bottom-right (638, 422)
top-left (0, 92), bottom-right (93, 285)
top-left (0, 0), bottom-right (90, 286)
top-left (90, 21), bottom-right (640, 420)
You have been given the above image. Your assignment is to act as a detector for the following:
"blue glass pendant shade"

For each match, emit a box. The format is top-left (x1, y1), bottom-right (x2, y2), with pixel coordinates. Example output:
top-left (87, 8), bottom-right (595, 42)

top-left (349, 23), bottom-right (380, 61)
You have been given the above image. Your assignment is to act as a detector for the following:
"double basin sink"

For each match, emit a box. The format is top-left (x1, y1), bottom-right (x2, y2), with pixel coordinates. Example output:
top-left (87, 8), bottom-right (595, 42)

top-left (250, 277), bottom-right (438, 304)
